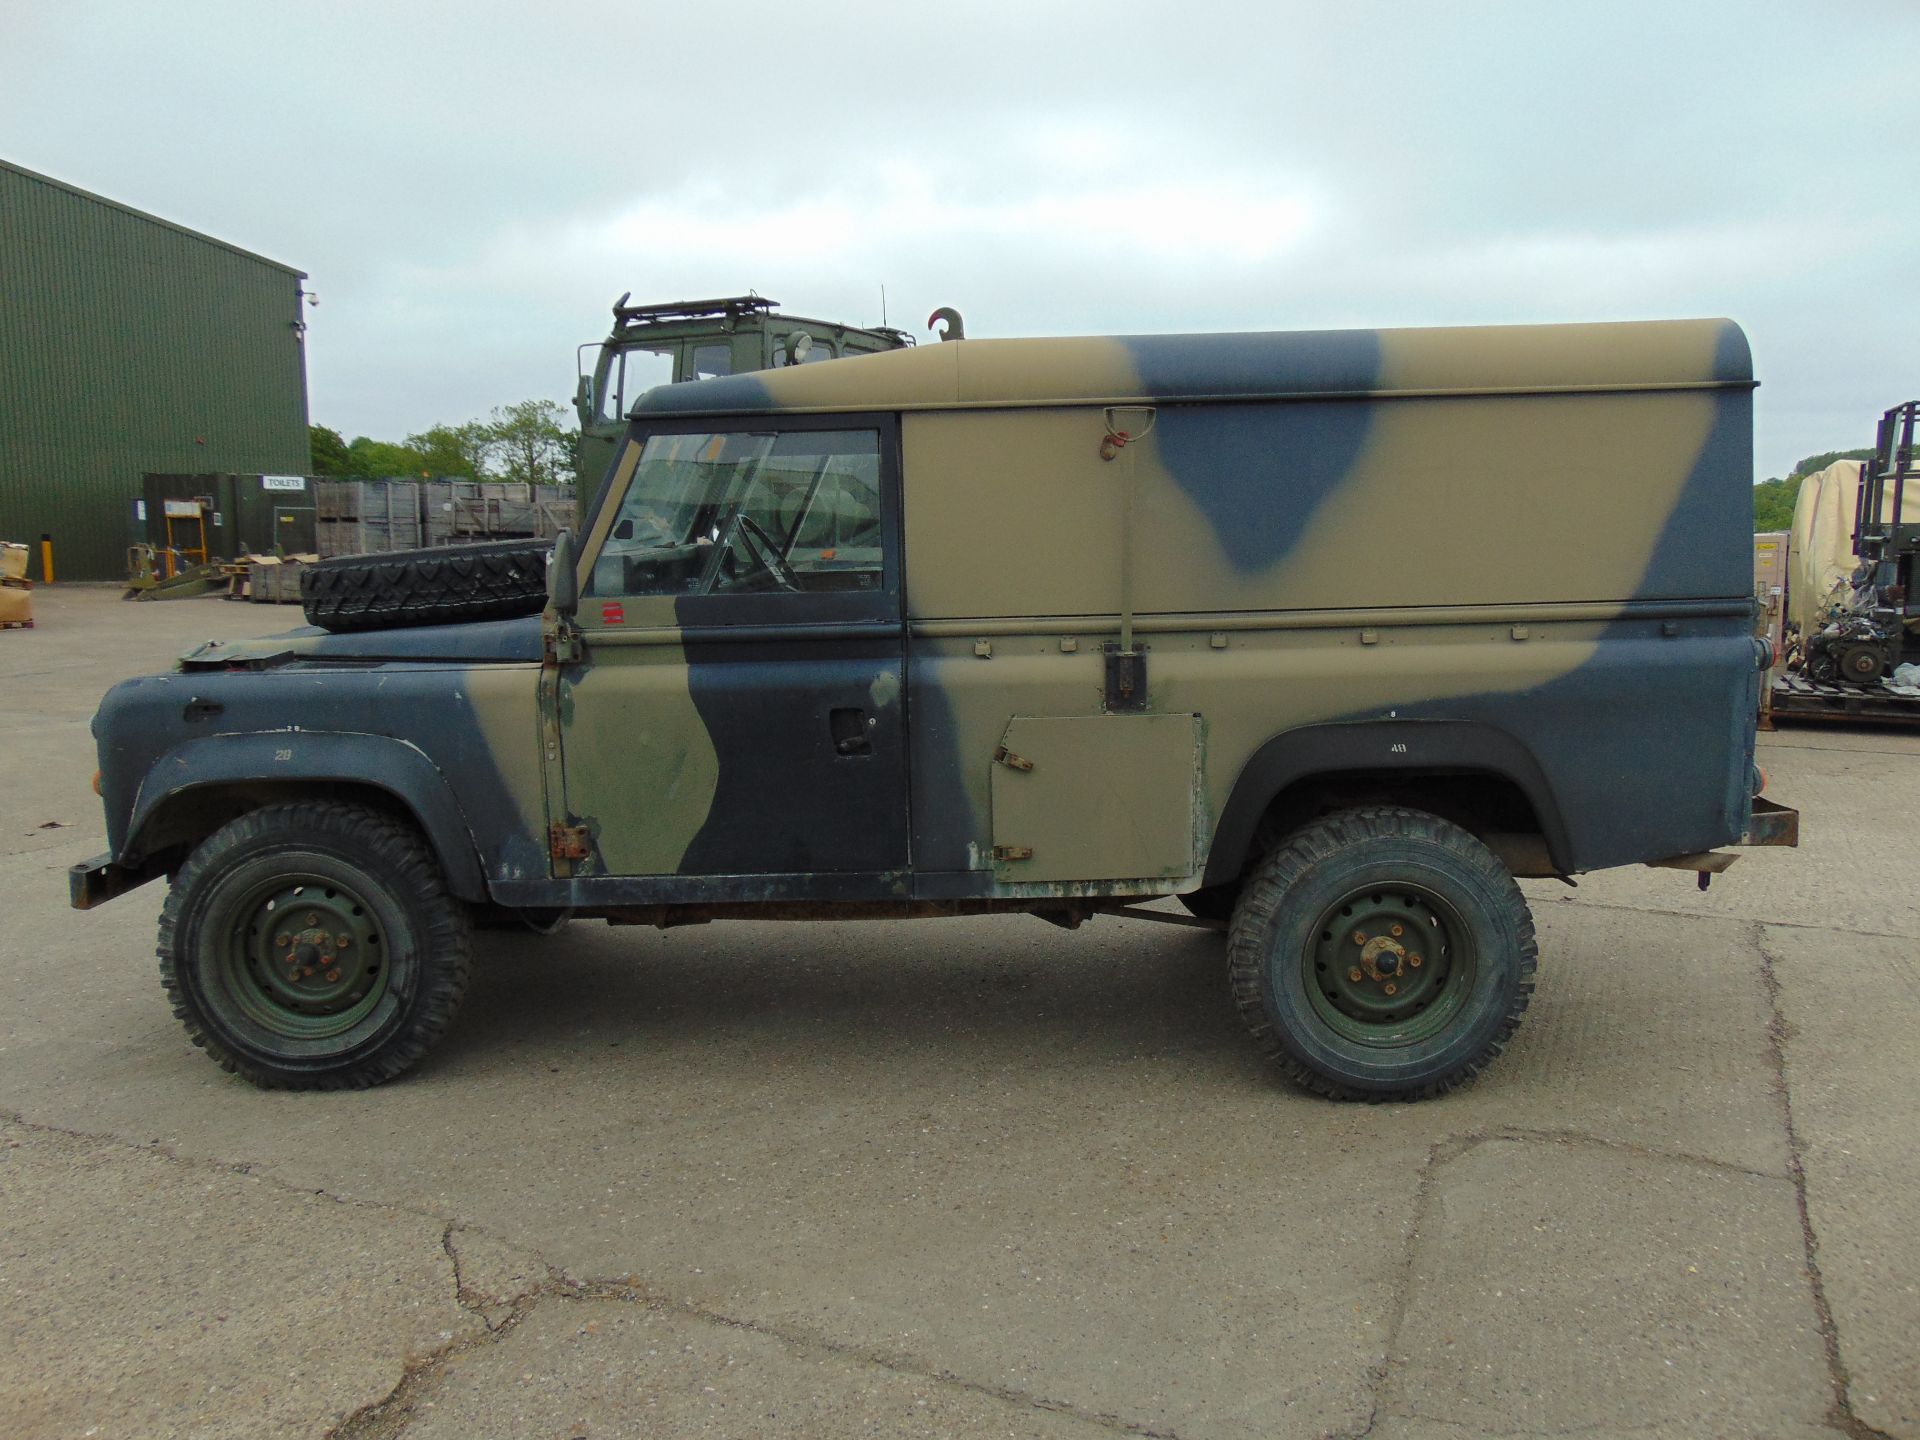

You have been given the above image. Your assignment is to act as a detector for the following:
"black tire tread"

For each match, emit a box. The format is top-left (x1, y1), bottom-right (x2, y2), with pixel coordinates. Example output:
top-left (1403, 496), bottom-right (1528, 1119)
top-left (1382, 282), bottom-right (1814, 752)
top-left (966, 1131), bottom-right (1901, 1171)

top-left (158, 801), bottom-right (472, 1089)
top-left (300, 538), bottom-right (551, 632)
top-left (1227, 805), bottom-right (1536, 1102)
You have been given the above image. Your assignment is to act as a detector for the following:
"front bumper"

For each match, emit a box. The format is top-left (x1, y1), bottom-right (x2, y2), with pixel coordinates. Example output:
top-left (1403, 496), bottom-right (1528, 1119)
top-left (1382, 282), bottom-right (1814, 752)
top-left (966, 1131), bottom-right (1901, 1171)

top-left (69, 853), bottom-right (164, 911)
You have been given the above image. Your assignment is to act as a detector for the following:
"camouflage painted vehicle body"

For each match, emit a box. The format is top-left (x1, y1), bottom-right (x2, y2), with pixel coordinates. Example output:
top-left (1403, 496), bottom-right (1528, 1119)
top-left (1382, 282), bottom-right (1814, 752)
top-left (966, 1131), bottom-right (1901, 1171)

top-left (77, 317), bottom-right (1789, 1097)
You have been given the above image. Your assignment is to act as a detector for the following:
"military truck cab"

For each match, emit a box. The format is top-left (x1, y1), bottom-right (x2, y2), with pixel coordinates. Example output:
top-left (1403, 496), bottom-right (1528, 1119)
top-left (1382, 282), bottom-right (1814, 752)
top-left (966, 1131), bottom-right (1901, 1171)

top-left (80, 318), bottom-right (1795, 1101)
top-left (573, 293), bottom-right (912, 520)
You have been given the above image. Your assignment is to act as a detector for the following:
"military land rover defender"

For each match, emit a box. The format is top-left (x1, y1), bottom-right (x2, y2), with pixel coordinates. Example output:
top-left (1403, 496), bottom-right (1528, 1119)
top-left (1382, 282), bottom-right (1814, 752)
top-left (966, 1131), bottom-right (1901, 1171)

top-left (75, 317), bottom-right (1797, 1100)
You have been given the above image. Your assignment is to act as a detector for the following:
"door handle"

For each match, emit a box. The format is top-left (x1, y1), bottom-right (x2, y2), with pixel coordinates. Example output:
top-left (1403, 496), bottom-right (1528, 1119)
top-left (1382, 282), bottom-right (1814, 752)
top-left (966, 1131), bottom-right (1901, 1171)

top-left (830, 707), bottom-right (872, 756)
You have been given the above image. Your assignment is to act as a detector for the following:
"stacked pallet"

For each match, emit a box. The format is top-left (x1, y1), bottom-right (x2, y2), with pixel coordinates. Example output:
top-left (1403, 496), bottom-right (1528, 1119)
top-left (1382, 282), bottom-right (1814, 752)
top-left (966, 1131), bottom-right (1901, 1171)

top-left (222, 552), bottom-right (320, 602)
top-left (423, 481), bottom-right (572, 545)
top-left (316, 480), bottom-right (423, 558)
top-left (1, 541), bottom-right (33, 629)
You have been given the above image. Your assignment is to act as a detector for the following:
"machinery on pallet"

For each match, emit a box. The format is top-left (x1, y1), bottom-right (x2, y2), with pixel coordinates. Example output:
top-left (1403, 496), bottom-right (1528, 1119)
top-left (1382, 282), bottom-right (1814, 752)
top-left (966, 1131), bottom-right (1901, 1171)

top-left (1770, 401), bottom-right (1920, 723)
top-left (125, 474), bottom-right (318, 600)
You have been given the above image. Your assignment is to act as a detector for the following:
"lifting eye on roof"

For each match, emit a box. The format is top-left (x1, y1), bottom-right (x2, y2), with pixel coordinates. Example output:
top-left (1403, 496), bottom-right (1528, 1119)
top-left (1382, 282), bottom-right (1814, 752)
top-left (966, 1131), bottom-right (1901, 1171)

top-left (928, 306), bottom-right (965, 342)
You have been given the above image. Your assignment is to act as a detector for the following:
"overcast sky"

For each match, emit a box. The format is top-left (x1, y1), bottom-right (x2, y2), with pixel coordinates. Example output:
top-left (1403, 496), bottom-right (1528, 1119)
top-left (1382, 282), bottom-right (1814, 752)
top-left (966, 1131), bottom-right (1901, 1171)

top-left (5, 1), bottom-right (1914, 479)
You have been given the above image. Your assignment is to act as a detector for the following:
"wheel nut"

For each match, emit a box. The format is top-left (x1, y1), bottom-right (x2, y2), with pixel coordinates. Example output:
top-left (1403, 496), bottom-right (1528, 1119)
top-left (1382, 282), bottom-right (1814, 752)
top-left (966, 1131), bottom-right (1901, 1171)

top-left (1349, 967), bottom-right (1364, 982)
top-left (325, 968), bottom-right (341, 983)
top-left (276, 935), bottom-right (290, 948)
top-left (306, 913), bottom-right (320, 926)
top-left (1352, 930), bottom-right (1366, 945)
top-left (1409, 954), bottom-right (1423, 967)
top-left (1390, 923), bottom-right (1403, 937)
top-left (336, 934), bottom-right (350, 948)
top-left (1384, 982), bottom-right (1398, 996)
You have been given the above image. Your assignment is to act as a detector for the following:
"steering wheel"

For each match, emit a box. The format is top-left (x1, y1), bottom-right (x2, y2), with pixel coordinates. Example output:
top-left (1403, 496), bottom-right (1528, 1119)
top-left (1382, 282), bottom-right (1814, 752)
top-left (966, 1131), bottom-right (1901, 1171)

top-left (732, 514), bottom-right (801, 592)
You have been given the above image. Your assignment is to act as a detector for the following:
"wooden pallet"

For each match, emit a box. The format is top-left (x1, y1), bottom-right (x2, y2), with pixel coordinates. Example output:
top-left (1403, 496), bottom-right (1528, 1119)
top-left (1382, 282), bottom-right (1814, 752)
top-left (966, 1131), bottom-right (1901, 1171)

top-left (0, 618), bottom-right (33, 630)
top-left (1769, 671), bottom-right (1920, 725)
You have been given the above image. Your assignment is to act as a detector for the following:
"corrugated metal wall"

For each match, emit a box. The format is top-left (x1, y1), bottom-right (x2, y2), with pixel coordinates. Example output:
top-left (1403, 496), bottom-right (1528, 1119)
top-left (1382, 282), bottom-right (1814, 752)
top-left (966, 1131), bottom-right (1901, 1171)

top-left (0, 159), bottom-right (309, 580)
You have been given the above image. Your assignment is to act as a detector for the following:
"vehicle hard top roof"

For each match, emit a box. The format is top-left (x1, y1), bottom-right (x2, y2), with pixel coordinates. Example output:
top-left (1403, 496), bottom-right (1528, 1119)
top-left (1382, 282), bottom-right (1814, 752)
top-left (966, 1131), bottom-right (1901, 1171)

top-left (630, 317), bottom-right (1752, 418)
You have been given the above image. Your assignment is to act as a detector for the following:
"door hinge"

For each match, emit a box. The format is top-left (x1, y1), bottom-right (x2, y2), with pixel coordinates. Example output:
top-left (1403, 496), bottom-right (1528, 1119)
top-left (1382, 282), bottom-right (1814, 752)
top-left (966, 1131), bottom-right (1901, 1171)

top-left (544, 619), bottom-right (583, 665)
top-left (992, 745), bottom-right (1034, 772)
top-left (992, 844), bottom-right (1034, 862)
top-left (548, 823), bottom-right (591, 863)
top-left (1104, 643), bottom-right (1148, 712)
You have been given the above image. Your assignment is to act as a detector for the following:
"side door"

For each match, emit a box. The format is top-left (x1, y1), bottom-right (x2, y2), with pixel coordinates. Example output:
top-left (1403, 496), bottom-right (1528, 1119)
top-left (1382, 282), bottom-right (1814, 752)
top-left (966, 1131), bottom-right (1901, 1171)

top-left (555, 416), bottom-right (908, 891)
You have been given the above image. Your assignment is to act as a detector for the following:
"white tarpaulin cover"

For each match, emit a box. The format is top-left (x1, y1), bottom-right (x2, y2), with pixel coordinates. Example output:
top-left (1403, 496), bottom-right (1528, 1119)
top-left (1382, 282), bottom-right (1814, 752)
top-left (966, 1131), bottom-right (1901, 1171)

top-left (1789, 460), bottom-right (1866, 637)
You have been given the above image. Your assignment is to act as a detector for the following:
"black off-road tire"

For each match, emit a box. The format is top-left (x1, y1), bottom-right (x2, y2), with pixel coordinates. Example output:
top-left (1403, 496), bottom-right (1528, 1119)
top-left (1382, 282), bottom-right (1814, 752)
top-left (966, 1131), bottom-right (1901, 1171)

top-left (158, 802), bottom-right (472, 1089)
top-left (1228, 806), bottom-right (1535, 1102)
top-left (300, 538), bottom-right (551, 633)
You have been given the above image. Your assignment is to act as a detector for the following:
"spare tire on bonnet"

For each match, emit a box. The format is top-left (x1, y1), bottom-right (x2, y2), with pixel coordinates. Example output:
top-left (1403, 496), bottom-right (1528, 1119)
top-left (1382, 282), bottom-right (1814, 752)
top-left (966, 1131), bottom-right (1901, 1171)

top-left (300, 538), bottom-right (552, 633)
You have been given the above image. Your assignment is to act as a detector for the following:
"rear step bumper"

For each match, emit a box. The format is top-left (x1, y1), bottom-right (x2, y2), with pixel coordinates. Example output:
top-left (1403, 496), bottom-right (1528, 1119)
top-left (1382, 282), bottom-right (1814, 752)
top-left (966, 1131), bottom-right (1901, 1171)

top-left (1739, 796), bottom-right (1799, 848)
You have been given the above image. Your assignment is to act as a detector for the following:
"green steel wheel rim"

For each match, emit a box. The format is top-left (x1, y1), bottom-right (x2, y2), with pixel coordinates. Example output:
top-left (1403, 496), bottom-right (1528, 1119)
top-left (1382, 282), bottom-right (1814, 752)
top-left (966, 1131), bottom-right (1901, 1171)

top-left (207, 872), bottom-right (393, 1043)
top-left (1302, 882), bottom-right (1476, 1048)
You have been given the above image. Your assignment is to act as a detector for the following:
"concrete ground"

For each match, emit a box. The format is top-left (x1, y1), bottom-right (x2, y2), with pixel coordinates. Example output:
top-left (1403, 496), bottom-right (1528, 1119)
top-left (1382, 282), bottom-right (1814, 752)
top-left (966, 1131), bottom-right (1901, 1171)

top-left (1, 583), bottom-right (1914, 1440)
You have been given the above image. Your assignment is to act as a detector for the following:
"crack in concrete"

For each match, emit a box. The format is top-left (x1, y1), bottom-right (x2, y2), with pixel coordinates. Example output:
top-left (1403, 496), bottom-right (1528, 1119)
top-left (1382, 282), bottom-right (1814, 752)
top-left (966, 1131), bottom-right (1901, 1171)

top-left (1325, 1119), bottom-right (1813, 1440)
top-left (0, 1108), bottom-right (464, 1231)
top-left (3, 1107), bottom-right (1172, 1439)
top-left (1378, 1411), bottom-right (1675, 1437)
top-left (330, 1238), bottom-right (560, 1440)
top-left (329, 1275), bottom-right (1182, 1440)
top-left (564, 1281), bottom-right (1191, 1439)
top-left (1752, 921), bottom-right (1897, 1440)
top-left (1472, 1123), bottom-right (1784, 1181)
top-left (1538, 895), bottom-right (1918, 944)
top-left (1323, 1134), bottom-right (1464, 1440)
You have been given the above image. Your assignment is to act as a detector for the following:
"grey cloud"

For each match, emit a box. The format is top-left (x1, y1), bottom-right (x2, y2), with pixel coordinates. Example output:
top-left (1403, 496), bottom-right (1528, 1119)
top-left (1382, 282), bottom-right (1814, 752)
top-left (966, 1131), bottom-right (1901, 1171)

top-left (4, 0), bottom-right (1913, 476)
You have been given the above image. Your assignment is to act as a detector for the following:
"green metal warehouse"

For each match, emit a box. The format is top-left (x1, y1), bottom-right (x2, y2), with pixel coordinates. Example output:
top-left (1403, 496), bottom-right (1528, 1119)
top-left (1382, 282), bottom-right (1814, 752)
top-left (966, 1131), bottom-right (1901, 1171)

top-left (0, 158), bottom-right (310, 581)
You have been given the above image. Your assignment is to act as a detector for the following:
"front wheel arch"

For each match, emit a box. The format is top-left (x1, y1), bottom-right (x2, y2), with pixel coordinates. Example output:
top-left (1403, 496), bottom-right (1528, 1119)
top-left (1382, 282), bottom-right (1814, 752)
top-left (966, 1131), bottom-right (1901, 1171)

top-left (125, 732), bottom-right (492, 901)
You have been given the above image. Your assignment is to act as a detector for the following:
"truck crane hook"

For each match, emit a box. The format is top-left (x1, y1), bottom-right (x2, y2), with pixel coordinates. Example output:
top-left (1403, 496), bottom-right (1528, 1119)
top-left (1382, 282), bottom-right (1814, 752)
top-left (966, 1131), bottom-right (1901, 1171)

top-left (928, 307), bottom-right (966, 342)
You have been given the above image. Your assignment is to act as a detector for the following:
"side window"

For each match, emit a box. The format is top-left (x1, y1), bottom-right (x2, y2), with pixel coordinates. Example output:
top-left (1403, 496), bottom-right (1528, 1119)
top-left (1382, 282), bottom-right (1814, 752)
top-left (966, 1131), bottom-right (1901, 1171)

top-left (689, 343), bottom-right (733, 380)
top-left (618, 347), bottom-right (674, 411)
top-left (590, 346), bottom-right (674, 423)
top-left (590, 429), bottom-right (884, 598)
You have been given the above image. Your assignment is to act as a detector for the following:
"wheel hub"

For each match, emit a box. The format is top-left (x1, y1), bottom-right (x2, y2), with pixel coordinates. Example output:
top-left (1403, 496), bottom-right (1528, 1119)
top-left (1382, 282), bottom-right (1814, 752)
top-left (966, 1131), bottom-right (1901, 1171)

top-left (223, 880), bottom-right (388, 1033)
top-left (1307, 885), bottom-right (1466, 1042)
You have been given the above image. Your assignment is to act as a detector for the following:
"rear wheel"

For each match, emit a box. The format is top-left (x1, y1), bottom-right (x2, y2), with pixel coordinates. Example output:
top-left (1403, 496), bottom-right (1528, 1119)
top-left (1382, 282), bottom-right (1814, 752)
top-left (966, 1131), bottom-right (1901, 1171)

top-left (158, 802), bottom-right (471, 1089)
top-left (1228, 806), bottom-right (1534, 1101)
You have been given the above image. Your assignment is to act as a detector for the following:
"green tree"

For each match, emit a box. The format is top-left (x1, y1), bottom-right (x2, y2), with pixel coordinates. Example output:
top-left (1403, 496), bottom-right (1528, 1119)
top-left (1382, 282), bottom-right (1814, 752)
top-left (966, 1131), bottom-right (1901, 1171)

top-left (487, 399), bottom-right (576, 488)
top-left (407, 422), bottom-right (494, 480)
top-left (345, 435), bottom-right (431, 478)
top-left (309, 424), bottom-right (352, 475)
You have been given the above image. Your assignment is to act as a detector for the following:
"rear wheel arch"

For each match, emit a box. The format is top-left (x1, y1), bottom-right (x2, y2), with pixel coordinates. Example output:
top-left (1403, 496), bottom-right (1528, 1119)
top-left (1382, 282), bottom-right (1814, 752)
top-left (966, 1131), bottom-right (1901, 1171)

top-left (1202, 721), bottom-right (1572, 889)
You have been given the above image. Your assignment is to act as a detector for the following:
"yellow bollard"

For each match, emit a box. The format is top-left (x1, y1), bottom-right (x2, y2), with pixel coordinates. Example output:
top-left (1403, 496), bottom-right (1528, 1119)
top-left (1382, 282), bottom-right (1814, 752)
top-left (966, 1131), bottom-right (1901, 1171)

top-left (39, 534), bottom-right (52, 584)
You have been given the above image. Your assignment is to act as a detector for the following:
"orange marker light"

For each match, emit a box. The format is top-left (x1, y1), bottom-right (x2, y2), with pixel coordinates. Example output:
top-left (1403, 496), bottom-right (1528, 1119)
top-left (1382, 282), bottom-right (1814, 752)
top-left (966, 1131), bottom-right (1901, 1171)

top-left (92, 770), bottom-right (102, 796)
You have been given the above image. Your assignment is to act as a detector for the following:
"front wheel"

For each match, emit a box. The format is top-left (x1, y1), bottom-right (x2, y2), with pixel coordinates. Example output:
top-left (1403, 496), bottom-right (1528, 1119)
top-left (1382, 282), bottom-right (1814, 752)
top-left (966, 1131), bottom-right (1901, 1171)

top-left (158, 802), bottom-right (472, 1089)
top-left (1228, 806), bottom-right (1535, 1101)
